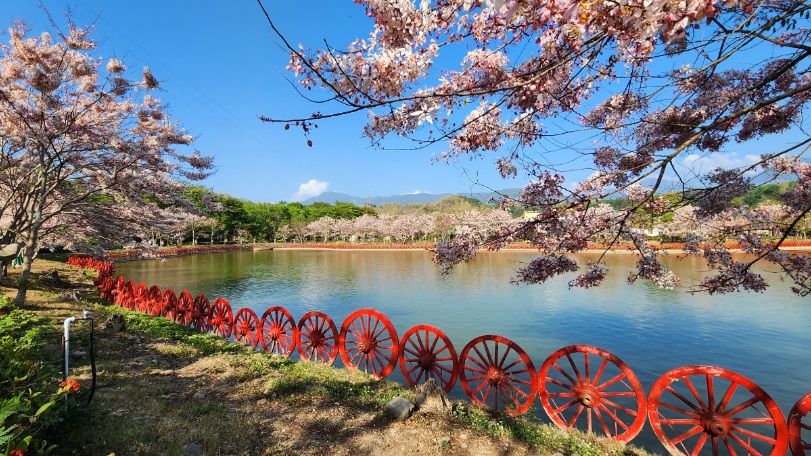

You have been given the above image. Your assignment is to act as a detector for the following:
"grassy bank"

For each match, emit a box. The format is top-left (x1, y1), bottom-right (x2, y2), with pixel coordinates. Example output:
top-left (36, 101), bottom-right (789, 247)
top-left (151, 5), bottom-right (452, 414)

top-left (0, 258), bottom-right (657, 456)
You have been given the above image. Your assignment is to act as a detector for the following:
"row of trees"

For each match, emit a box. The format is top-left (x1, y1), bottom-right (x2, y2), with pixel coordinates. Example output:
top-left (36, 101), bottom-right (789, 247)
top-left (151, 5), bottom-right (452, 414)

top-left (295, 209), bottom-right (513, 243)
top-left (146, 182), bottom-right (807, 248)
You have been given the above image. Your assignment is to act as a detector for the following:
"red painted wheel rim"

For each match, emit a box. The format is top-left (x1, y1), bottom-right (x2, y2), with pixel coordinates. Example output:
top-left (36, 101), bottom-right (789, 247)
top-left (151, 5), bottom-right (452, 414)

top-left (191, 294), bottom-right (210, 332)
top-left (399, 324), bottom-right (458, 392)
top-left (459, 335), bottom-right (537, 415)
top-left (146, 285), bottom-right (162, 317)
top-left (789, 391), bottom-right (811, 455)
top-left (175, 291), bottom-right (193, 326)
top-left (296, 311), bottom-right (338, 365)
top-left (208, 298), bottom-right (233, 339)
top-left (232, 308), bottom-right (260, 347)
top-left (538, 345), bottom-right (646, 442)
top-left (339, 308), bottom-right (400, 380)
top-left (647, 365), bottom-right (788, 456)
top-left (134, 283), bottom-right (148, 313)
top-left (259, 307), bottom-right (296, 357)
top-left (161, 289), bottom-right (177, 321)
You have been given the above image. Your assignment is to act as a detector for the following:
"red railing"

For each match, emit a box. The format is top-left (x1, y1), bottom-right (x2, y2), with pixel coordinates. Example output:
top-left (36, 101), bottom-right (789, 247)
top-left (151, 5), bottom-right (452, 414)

top-left (70, 256), bottom-right (811, 456)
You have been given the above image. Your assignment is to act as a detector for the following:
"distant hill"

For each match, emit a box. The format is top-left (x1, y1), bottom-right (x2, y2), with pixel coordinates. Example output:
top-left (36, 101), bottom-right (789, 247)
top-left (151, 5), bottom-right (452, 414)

top-left (301, 189), bottom-right (522, 206)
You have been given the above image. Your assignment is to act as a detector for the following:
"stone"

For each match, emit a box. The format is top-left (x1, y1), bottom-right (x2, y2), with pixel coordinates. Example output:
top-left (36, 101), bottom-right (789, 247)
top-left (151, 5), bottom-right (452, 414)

top-left (182, 442), bottom-right (204, 456)
top-left (104, 314), bottom-right (126, 332)
top-left (256, 398), bottom-right (268, 406)
top-left (59, 291), bottom-right (81, 303)
top-left (438, 436), bottom-right (451, 448)
top-left (460, 442), bottom-right (468, 449)
top-left (71, 350), bottom-right (88, 359)
top-left (192, 392), bottom-right (206, 401)
top-left (413, 378), bottom-right (450, 415)
top-left (384, 397), bottom-right (415, 421)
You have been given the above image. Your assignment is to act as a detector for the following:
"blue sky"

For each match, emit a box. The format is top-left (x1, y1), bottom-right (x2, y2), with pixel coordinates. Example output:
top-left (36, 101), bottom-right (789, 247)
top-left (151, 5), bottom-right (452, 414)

top-left (1, 0), bottom-right (523, 203)
top-left (3, 1), bottom-right (795, 204)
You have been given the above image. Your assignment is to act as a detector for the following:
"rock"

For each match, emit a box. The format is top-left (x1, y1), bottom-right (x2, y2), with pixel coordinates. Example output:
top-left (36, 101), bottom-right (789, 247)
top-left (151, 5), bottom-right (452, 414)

top-left (71, 350), bottom-right (88, 359)
top-left (256, 398), bottom-right (268, 406)
top-left (413, 378), bottom-right (450, 415)
top-left (438, 436), bottom-right (451, 448)
top-left (460, 442), bottom-right (468, 449)
top-left (192, 392), bottom-right (206, 401)
top-left (59, 291), bottom-right (81, 303)
top-left (182, 442), bottom-right (204, 456)
top-left (104, 314), bottom-right (126, 332)
top-left (384, 396), bottom-right (415, 421)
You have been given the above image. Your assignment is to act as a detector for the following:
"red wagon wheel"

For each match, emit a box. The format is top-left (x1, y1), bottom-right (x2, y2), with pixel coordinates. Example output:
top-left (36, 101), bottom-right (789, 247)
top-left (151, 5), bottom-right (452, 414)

top-left (161, 289), bottom-right (177, 321)
top-left (174, 291), bottom-right (194, 326)
top-left (538, 345), bottom-right (647, 442)
top-left (296, 311), bottom-right (338, 365)
top-left (259, 307), bottom-right (296, 357)
top-left (190, 294), bottom-right (210, 332)
top-left (111, 275), bottom-right (125, 304)
top-left (120, 281), bottom-right (136, 310)
top-left (208, 298), bottom-right (233, 339)
top-left (399, 324), bottom-right (458, 392)
top-left (339, 309), bottom-right (400, 380)
top-left (648, 365), bottom-right (787, 456)
top-left (789, 391), bottom-right (811, 455)
top-left (134, 283), bottom-right (148, 313)
top-left (146, 285), bottom-right (162, 316)
top-left (232, 308), bottom-right (260, 347)
top-left (458, 335), bottom-right (537, 415)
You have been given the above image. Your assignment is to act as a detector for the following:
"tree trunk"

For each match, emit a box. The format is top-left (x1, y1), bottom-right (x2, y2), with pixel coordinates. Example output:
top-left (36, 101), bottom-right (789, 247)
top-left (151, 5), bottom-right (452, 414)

top-left (14, 239), bottom-right (35, 306)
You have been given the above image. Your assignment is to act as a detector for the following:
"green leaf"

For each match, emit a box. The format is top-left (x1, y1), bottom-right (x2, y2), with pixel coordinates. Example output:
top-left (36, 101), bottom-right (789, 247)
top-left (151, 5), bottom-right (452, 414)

top-left (34, 401), bottom-right (54, 417)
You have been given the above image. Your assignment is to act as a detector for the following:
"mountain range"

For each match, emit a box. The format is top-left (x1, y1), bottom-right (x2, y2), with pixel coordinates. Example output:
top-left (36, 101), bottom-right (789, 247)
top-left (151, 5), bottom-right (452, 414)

top-left (301, 189), bottom-right (523, 206)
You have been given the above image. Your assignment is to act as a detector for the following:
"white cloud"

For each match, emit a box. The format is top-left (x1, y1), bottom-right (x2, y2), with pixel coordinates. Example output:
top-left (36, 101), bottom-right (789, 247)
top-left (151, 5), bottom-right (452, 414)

top-left (291, 179), bottom-right (329, 201)
top-left (407, 190), bottom-right (431, 195)
top-left (681, 152), bottom-right (761, 174)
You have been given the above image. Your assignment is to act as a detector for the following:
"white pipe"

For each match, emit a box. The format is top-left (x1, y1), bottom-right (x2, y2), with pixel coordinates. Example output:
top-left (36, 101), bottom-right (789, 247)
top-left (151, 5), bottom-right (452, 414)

top-left (63, 317), bottom-right (76, 379)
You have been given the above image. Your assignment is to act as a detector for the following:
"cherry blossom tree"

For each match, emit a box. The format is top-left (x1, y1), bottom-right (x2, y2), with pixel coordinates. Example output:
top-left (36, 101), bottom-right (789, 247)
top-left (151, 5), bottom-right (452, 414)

top-left (258, 0), bottom-right (811, 295)
top-left (0, 19), bottom-right (213, 304)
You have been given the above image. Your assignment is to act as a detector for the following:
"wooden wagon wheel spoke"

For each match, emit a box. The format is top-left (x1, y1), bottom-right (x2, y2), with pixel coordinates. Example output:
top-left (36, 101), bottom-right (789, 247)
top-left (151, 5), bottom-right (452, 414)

top-left (539, 345), bottom-right (646, 443)
top-left (259, 307), bottom-right (296, 356)
top-left (648, 365), bottom-right (787, 456)
top-left (296, 311), bottom-right (338, 365)
top-left (459, 335), bottom-right (536, 416)
top-left (339, 309), bottom-right (399, 380)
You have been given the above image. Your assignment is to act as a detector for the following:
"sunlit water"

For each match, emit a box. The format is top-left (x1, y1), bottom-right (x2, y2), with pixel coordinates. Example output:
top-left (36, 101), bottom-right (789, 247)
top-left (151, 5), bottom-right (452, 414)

top-left (115, 249), bottom-right (810, 453)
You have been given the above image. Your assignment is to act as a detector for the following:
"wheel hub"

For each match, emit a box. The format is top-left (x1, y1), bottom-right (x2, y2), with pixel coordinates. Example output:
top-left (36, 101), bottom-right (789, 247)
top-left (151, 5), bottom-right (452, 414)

top-left (575, 385), bottom-right (599, 408)
top-left (487, 367), bottom-right (504, 386)
top-left (700, 412), bottom-right (729, 436)
top-left (357, 337), bottom-right (375, 354)
top-left (418, 352), bottom-right (435, 369)
top-left (309, 331), bottom-right (323, 347)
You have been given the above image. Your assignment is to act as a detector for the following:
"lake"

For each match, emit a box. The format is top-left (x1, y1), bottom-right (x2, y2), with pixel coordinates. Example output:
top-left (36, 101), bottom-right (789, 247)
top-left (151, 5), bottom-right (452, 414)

top-left (114, 248), bottom-right (810, 454)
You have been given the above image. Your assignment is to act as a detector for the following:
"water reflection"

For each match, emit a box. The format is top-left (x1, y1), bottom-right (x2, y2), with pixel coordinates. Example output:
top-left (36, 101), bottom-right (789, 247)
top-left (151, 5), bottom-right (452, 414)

top-left (116, 249), bottom-right (810, 452)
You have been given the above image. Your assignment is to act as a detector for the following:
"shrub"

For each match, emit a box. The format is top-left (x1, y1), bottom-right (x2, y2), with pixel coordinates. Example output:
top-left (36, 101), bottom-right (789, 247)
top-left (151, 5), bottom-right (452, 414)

top-left (0, 307), bottom-right (71, 455)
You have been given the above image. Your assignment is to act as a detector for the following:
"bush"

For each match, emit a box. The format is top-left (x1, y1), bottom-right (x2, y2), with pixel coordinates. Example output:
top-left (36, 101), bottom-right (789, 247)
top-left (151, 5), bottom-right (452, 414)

top-left (0, 305), bottom-right (72, 455)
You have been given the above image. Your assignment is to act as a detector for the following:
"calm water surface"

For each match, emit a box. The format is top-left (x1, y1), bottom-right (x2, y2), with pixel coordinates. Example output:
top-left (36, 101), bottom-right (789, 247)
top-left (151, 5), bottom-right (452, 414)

top-left (116, 249), bottom-right (810, 452)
